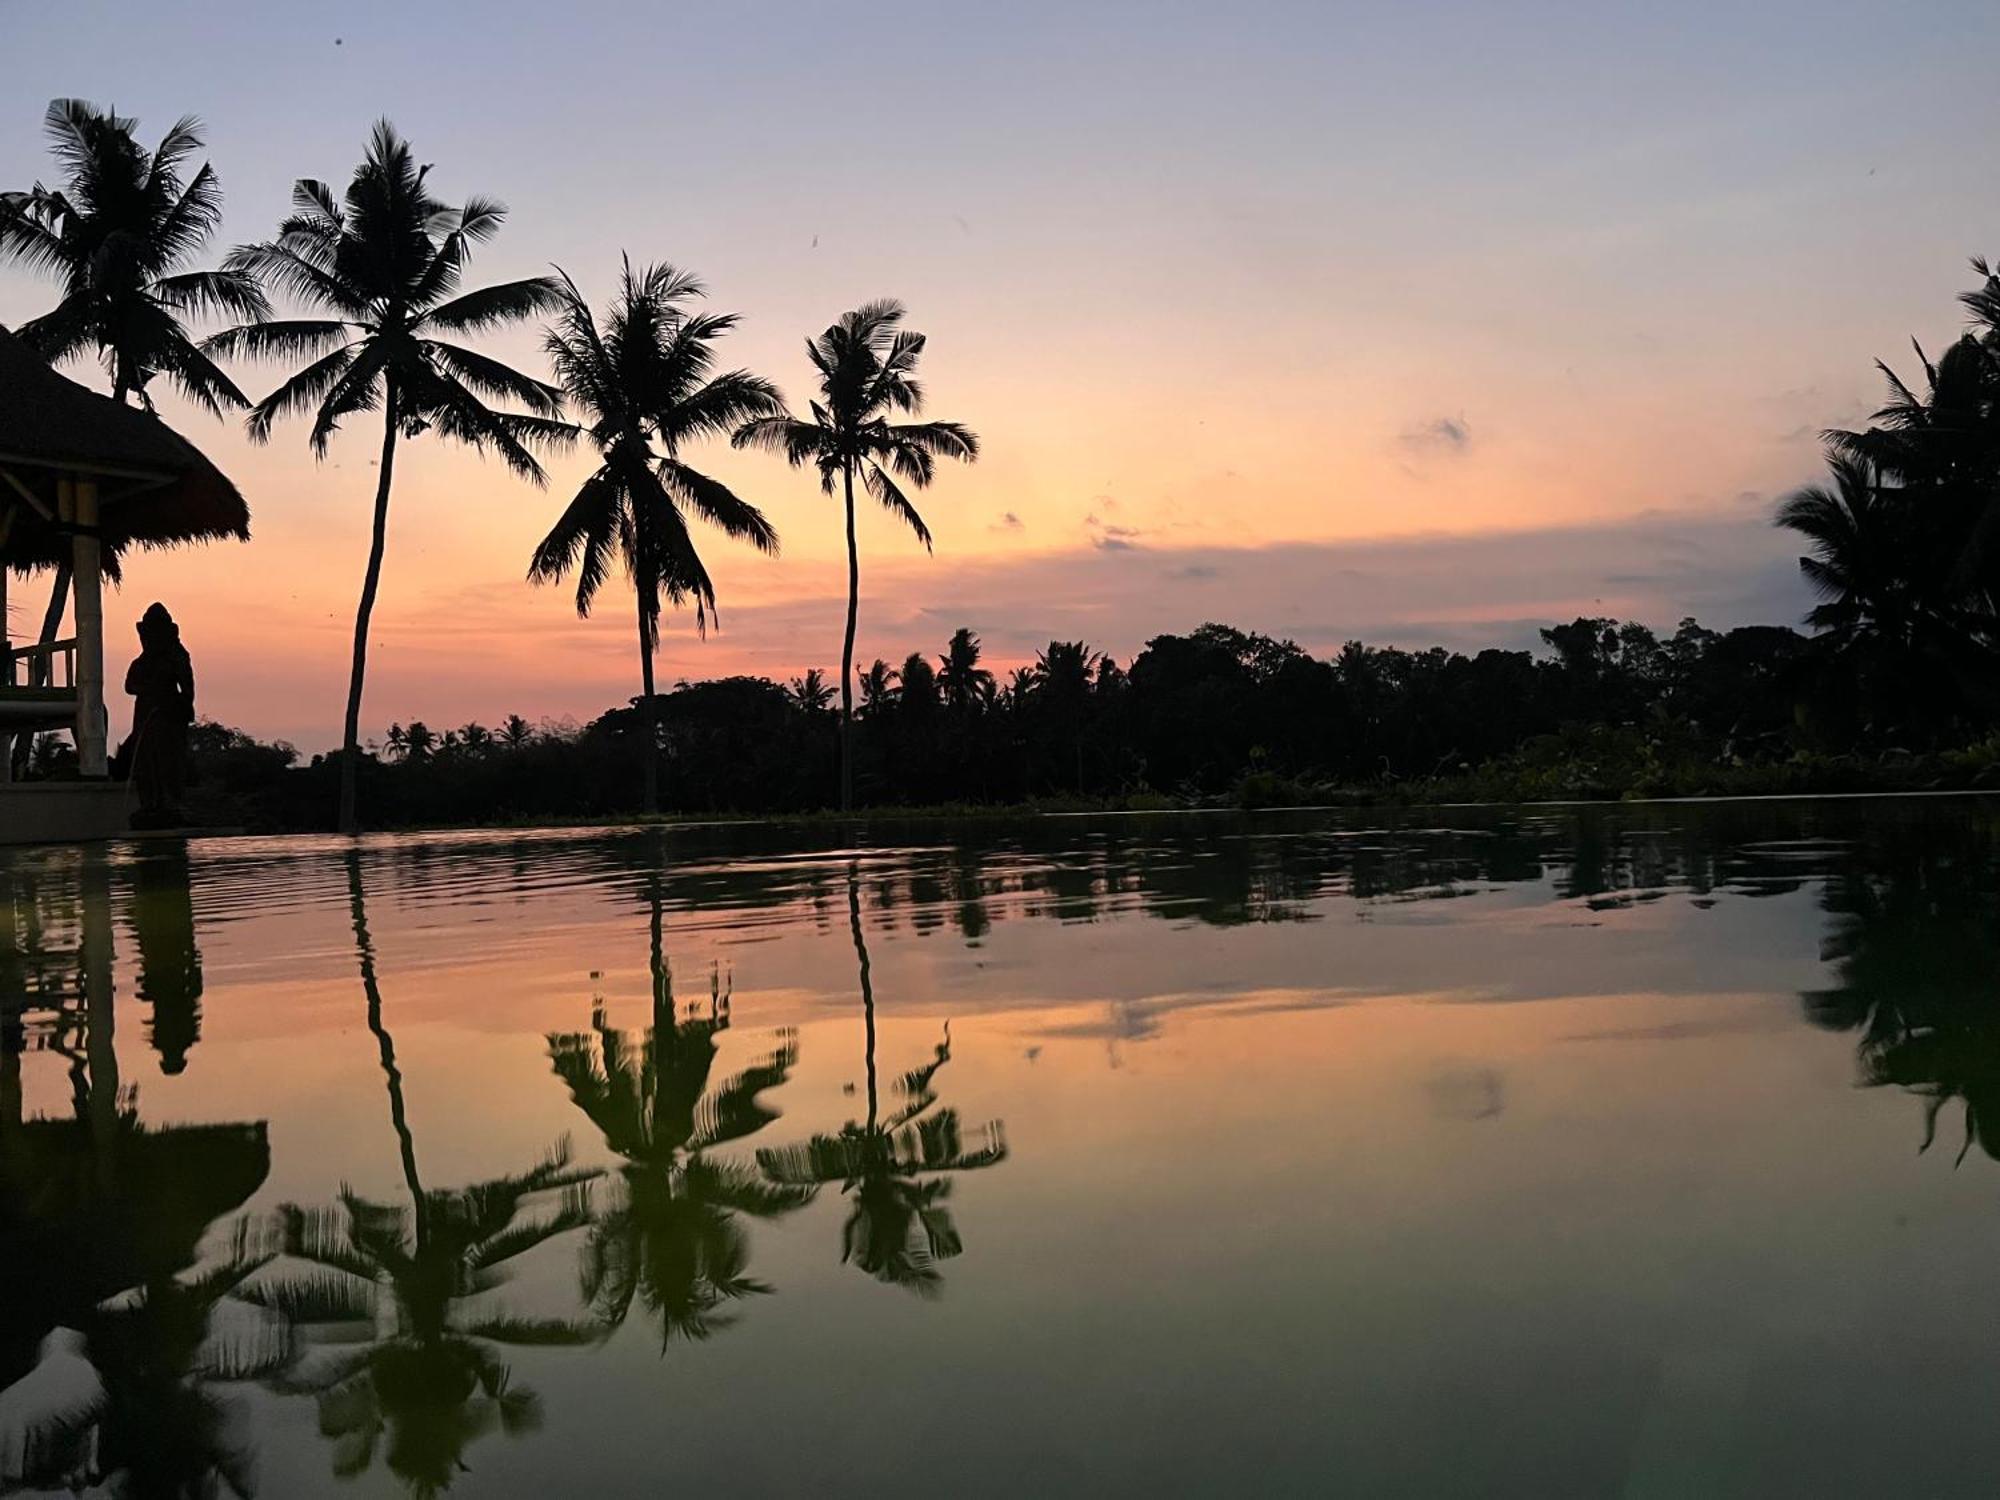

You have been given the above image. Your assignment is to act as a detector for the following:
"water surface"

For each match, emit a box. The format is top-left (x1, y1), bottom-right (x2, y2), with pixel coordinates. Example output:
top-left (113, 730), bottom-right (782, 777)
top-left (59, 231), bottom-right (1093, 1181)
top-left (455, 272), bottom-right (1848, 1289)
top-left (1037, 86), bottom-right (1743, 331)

top-left (3, 799), bottom-right (1998, 1497)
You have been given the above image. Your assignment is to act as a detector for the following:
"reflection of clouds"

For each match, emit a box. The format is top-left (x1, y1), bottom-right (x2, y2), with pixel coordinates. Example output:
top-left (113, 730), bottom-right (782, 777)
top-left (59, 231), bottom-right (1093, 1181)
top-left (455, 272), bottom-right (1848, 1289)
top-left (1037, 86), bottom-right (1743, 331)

top-left (1425, 1065), bottom-right (1505, 1121)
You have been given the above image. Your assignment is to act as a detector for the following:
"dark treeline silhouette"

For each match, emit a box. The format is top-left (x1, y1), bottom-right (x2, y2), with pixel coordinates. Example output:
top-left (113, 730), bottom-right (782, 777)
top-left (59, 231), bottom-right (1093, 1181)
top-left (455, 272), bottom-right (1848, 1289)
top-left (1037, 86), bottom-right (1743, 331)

top-left (12, 99), bottom-right (2000, 827)
top-left (108, 608), bottom-right (1975, 828)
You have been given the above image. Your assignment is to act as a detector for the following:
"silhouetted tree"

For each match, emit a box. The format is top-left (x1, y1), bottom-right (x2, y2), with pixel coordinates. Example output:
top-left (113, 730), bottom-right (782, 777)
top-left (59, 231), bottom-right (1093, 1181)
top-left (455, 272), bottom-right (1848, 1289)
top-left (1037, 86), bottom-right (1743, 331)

top-left (938, 628), bottom-right (992, 714)
top-left (735, 301), bottom-right (978, 809)
top-left (527, 260), bottom-right (782, 814)
top-left (0, 98), bottom-right (267, 702)
top-left (214, 122), bottom-right (571, 832)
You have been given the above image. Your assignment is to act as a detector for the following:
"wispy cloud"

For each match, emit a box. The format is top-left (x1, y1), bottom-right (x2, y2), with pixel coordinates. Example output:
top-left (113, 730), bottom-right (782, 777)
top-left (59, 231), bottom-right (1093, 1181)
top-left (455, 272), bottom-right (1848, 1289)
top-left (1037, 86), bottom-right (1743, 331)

top-left (1399, 413), bottom-right (1473, 456)
top-left (990, 511), bottom-right (1026, 533)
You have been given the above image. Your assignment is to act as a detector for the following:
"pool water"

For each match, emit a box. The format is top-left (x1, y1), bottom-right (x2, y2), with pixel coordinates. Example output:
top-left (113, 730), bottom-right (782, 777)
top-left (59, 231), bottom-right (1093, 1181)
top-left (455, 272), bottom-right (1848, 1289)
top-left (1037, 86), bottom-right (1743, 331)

top-left (3, 799), bottom-right (1998, 1497)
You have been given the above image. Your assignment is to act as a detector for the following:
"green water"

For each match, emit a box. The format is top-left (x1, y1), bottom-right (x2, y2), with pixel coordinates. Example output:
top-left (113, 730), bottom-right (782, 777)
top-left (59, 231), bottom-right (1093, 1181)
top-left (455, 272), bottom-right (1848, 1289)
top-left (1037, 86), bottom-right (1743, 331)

top-left (2, 798), bottom-right (1998, 1497)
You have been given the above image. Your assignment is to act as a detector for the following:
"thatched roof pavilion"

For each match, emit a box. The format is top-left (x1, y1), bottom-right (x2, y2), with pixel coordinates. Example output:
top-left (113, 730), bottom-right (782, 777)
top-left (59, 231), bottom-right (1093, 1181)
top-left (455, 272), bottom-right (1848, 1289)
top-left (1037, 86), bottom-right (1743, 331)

top-left (0, 327), bottom-right (249, 573)
top-left (0, 325), bottom-right (250, 787)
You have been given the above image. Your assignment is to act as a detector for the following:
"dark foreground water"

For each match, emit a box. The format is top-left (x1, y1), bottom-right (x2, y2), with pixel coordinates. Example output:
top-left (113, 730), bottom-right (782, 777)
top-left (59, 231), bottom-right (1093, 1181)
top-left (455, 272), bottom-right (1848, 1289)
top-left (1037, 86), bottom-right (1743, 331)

top-left (3, 798), bottom-right (2000, 1497)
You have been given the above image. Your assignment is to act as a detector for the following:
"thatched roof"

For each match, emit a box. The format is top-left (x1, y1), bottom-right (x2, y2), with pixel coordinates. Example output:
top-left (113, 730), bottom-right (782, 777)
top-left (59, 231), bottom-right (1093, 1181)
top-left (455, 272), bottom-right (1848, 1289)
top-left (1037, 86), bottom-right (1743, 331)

top-left (0, 326), bottom-right (250, 574)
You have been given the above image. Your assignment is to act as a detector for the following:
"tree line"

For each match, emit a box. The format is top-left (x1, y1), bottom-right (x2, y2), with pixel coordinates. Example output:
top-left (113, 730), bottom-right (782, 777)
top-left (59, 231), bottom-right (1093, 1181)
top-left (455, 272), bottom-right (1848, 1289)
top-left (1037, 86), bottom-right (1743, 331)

top-left (9, 99), bottom-right (2000, 825)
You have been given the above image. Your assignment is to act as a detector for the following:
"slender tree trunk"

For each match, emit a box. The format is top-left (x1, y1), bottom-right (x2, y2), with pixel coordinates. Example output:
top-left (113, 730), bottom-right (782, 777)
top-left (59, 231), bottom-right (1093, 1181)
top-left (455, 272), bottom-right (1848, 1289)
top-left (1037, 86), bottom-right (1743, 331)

top-left (848, 864), bottom-right (876, 1130)
top-left (340, 383), bottom-right (400, 835)
top-left (636, 583), bottom-right (659, 816)
top-left (839, 462), bottom-right (860, 812)
top-left (349, 852), bottom-right (426, 1248)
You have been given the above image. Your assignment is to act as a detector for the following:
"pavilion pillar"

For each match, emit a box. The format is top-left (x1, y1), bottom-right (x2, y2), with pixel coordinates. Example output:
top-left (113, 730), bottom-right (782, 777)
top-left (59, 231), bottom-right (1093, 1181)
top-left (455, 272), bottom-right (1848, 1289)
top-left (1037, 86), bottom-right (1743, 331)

top-left (66, 477), bottom-right (108, 777)
top-left (0, 551), bottom-right (10, 784)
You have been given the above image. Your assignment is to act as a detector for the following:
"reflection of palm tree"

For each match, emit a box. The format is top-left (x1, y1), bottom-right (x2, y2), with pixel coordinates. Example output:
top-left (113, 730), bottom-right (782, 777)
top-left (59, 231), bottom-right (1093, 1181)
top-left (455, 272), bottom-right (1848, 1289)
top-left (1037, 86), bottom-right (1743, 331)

top-left (1801, 813), bottom-right (2000, 1159)
top-left (550, 883), bottom-right (811, 1346)
top-left (2, 1226), bottom-right (286, 1497)
top-left (757, 868), bottom-right (1006, 1295)
top-left (240, 854), bottom-right (598, 1499)
top-left (1803, 830), bottom-right (2000, 1163)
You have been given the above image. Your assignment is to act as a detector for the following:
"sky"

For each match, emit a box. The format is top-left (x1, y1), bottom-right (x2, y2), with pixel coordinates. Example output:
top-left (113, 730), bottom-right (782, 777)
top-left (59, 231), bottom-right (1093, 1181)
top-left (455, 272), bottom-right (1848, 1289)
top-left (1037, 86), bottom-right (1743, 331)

top-left (4, 0), bottom-right (1998, 748)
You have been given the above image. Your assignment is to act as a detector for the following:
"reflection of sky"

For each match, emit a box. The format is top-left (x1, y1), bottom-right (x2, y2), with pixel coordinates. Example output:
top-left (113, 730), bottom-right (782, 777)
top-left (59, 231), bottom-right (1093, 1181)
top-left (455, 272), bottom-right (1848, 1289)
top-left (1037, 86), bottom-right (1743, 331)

top-left (5, 2), bottom-right (1999, 742)
top-left (8, 804), bottom-right (2000, 1490)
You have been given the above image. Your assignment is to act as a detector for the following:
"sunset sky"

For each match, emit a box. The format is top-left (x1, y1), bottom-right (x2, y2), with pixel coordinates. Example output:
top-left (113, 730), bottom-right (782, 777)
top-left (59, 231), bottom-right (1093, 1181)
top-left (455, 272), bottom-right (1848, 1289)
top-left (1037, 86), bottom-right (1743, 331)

top-left (5, 0), bottom-right (1998, 748)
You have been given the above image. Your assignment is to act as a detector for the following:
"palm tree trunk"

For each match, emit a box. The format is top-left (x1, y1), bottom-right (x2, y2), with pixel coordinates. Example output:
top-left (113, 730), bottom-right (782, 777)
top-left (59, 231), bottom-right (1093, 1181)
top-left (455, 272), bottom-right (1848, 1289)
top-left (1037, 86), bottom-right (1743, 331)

top-left (848, 864), bottom-right (876, 1130)
top-left (349, 852), bottom-right (426, 1248)
top-left (636, 584), bottom-right (659, 816)
top-left (839, 462), bottom-right (860, 812)
top-left (339, 383), bottom-right (400, 835)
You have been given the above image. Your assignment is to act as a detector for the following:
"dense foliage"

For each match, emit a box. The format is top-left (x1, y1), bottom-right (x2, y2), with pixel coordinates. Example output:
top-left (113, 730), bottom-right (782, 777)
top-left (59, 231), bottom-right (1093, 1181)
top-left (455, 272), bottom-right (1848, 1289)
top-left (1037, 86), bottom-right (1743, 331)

top-left (89, 608), bottom-right (1995, 830)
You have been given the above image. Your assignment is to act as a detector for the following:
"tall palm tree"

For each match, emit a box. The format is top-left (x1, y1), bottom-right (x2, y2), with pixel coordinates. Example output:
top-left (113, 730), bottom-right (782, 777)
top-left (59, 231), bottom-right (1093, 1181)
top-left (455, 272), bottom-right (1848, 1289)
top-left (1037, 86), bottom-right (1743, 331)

top-left (734, 301), bottom-right (979, 810)
top-left (756, 867), bottom-right (1006, 1294)
top-left (0, 98), bottom-right (267, 702)
top-left (0, 100), bottom-right (265, 409)
top-left (210, 122), bottom-right (571, 833)
top-left (1776, 454), bottom-right (1922, 644)
top-left (548, 883), bottom-right (812, 1348)
top-left (527, 261), bottom-right (782, 814)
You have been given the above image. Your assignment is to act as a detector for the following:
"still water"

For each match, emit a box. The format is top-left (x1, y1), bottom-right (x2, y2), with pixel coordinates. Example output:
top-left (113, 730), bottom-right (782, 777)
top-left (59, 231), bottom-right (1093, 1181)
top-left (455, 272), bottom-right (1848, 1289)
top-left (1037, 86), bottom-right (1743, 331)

top-left (2, 798), bottom-right (1998, 1497)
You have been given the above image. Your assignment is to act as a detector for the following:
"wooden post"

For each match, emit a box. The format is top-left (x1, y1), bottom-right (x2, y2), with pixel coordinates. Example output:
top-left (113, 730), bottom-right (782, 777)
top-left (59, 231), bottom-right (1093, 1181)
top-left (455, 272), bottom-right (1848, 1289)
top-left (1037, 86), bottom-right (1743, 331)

top-left (68, 476), bottom-right (108, 777)
top-left (0, 544), bottom-right (10, 785)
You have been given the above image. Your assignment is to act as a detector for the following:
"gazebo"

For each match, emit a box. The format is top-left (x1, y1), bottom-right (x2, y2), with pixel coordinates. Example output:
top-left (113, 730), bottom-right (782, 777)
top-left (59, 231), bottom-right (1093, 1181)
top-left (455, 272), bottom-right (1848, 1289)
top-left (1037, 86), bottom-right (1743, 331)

top-left (0, 326), bottom-right (249, 836)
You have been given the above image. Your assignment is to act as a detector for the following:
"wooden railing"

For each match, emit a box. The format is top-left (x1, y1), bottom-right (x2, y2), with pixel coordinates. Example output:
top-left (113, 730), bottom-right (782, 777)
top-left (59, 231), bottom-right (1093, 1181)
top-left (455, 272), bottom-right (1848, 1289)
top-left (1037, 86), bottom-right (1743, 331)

top-left (2, 637), bottom-right (78, 693)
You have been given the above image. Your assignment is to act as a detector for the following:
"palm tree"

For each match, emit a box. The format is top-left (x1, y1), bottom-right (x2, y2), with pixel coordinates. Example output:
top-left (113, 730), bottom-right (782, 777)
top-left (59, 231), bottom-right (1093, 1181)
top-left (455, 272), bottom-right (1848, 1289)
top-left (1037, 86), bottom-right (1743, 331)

top-left (0, 99), bottom-right (267, 695)
top-left (527, 261), bottom-right (782, 815)
top-left (756, 867), bottom-right (1006, 1294)
top-left (548, 884), bottom-right (812, 1348)
top-left (898, 652), bottom-right (938, 712)
top-left (499, 714), bottom-right (534, 751)
top-left (0, 100), bottom-right (265, 408)
top-left (1033, 640), bottom-right (1103, 791)
top-left (1777, 452), bottom-right (1981, 737)
top-left (786, 668), bottom-right (835, 716)
top-left (734, 301), bottom-right (979, 809)
top-left (211, 122), bottom-right (571, 833)
top-left (858, 658), bottom-right (898, 715)
top-left (938, 627), bottom-right (993, 714)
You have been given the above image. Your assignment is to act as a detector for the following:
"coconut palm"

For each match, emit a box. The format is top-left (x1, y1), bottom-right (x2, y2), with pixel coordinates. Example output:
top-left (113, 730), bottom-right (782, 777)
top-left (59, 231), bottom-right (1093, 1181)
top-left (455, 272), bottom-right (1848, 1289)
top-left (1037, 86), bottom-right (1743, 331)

top-left (527, 261), bottom-right (782, 814)
top-left (938, 627), bottom-right (993, 714)
top-left (756, 867), bottom-right (1006, 1295)
top-left (210, 122), bottom-right (571, 833)
top-left (734, 301), bottom-right (979, 809)
top-left (0, 98), bottom-right (268, 704)
top-left (786, 668), bottom-right (834, 716)
top-left (1776, 454), bottom-right (1924, 644)
top-left (857, 658), bottom-right (898, 715)
top-left (0, 99), bottom-right (265, 409)
top-left (548, 885), bottom-right (812, 1348)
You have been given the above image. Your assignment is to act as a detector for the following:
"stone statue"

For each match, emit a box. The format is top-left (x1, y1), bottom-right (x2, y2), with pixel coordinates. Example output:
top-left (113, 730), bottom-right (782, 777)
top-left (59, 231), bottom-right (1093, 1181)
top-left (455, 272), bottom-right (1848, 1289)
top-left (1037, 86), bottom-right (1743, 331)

top-left (122, 603), bottom-right (195, 827)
